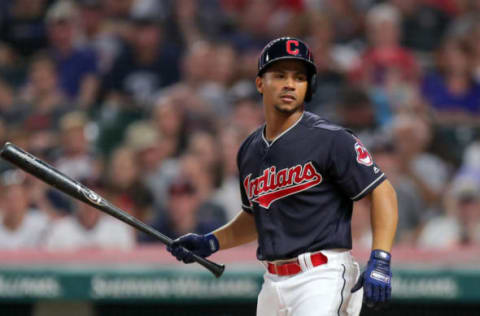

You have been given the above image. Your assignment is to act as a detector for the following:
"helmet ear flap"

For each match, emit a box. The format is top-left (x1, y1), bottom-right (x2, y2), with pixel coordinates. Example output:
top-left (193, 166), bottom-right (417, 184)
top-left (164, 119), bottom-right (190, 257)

top-left (305, 73), bottom-right (317, 103)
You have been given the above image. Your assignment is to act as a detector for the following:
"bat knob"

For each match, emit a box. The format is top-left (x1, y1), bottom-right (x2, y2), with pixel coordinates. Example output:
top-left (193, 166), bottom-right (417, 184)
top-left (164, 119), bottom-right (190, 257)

top-left (0, 142), bottom-right (14, 158)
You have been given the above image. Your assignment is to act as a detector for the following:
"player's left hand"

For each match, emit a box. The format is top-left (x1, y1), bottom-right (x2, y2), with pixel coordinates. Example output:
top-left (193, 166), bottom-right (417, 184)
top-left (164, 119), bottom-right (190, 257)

top-left (351, 249), bottom-right (392, 310)
top-left (167, 233), bottom-right (219, 263)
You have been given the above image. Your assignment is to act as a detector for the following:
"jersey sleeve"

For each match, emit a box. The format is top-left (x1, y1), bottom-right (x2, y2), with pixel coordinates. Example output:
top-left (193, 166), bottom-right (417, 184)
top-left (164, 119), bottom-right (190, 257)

top-left (238, 176), bottom-right (253, 213)
top-left (328, 130), bottom-right (386, 201)
top-left (237, 140), bottom-right (253, 213)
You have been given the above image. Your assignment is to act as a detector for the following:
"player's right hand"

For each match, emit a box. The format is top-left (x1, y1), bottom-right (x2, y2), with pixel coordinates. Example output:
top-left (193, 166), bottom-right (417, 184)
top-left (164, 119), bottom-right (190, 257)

top-left (167, 233), bottom-right (219, 263)
top-left (351, 249), bottom-right (392, 310)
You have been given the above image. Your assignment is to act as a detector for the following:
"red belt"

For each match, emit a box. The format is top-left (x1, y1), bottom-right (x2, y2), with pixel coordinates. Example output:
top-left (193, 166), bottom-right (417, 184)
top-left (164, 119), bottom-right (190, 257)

top-left (267, 252), bottom-right (328, 276)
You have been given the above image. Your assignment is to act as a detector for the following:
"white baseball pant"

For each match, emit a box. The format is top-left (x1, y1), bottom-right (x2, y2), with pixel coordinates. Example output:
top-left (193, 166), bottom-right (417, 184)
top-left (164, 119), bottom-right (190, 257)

top-left (257, 249), bottom-right (363, 316)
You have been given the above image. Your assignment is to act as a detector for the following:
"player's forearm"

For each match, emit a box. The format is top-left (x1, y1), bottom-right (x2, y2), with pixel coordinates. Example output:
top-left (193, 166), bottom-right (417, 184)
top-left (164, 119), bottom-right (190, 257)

top-left (369, 180), bottom-right (398, 252)
top-left (213, 210), bottom-right (257, 250)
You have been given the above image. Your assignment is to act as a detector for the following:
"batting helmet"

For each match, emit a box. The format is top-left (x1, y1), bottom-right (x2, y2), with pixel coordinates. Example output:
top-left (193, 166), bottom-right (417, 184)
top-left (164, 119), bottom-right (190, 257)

top-left (257, 37), bottom-right (317, 102)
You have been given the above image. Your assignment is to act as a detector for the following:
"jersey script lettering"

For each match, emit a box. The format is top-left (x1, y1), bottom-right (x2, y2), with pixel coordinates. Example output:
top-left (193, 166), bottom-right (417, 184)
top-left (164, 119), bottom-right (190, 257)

top-left (244, 161), bottom-right (322, 209)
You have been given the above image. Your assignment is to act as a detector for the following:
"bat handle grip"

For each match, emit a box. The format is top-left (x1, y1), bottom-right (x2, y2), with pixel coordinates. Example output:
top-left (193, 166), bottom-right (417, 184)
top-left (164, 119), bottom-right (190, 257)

top-left (192, 253), bottom-right (225, 278)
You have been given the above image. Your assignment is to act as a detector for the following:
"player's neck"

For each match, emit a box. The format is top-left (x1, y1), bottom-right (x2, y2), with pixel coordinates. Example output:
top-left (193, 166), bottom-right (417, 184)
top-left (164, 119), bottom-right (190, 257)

top-left (264, 110), bottom-right (303, 141)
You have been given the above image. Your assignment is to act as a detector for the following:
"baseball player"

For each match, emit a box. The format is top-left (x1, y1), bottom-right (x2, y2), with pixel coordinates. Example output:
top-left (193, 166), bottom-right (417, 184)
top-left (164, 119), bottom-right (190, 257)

top-left (168, 37), bottom-right (398, 316)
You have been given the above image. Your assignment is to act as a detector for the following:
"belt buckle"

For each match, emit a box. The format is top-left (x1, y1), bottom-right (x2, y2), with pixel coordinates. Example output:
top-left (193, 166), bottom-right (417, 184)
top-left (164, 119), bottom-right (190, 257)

top-left (268, 258), bottom-right (299, 275)
top-left (273, 264), bottom-right (280, 275)
top-left (271, 262), bottom-right (286, 275)
top-left (267, 262), bottom-right (278, 275)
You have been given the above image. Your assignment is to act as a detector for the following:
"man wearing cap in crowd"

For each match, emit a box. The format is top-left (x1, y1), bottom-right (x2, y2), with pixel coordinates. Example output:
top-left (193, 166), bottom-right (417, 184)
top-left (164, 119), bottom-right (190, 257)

top-left (102, 6), bottom-right (180, 109)
top-left (419, 168), bottom-right (480, 248)
top-left (0, 170), bottom-right (50, 249)
top-left (45, 0), bottom-right (99, 107)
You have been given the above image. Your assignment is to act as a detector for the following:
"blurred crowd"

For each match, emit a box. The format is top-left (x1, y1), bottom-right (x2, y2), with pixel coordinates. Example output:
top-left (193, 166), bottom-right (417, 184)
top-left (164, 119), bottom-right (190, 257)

top-left (0, 0), bottom-right (479, 252)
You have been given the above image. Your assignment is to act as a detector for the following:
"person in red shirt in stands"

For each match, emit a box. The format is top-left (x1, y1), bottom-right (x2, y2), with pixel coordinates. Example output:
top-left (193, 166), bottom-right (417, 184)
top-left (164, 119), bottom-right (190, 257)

top-left (350, 3), bottom-right (419, 88)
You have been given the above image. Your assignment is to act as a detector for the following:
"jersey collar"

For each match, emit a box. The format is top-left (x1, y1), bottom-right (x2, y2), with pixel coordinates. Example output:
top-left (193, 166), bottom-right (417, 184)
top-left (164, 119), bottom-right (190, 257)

top-left (262, 112), bottom-right (304, 147)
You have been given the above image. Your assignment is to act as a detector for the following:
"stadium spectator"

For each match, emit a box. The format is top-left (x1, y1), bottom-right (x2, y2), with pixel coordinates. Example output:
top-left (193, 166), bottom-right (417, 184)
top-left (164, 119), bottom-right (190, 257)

top-left (418, 168), bottom-right (480, 248)
top-left (228, 0), bottom-right (277, 52)
top-left (125, 120), bottom-right (166, 174)
top-left (105, 145), bottom-right (154, 223)
top-left (305, 12), bottom-right (349, 118)
top-left (186, 129), bottom-right (223, 198)
top-left (391, 0), bottom-right (451, 53)
top-left (350, 4), bottom-right (420, 126)
top-left (77, 0), bottom-right (122, 75)
top-left (351, 198), bottom-right (372, 249)
top-left (236, 46), bottom-right (262, 85)
top-left (124, 120), bottom-right (178, 211)
top-left (466, 21), bottom-right (480, 83)
top-left (3, 128), bottom-right (30, 154)
top-left (45, 0), bottom-right (99, 109)
top-left (167, 40), bottom-right (238, 119)
top-left (102, 0), bottom-right (135, 20)
top-left (440, 0), bottom-right (480, 17)
top-left (231, 97), bottom-right (263, 134)
top-left (165, 85), bottom-right (217, 133)
top-left (28, 177), bottom-right (73, 218)
top-left (102, 8), bottom-right (180, 110)
top-left (162, 41), bottom-right (229, 119)
top-left (151, 95), bottom-right (187, 158)
top-left (371, 137), bottom-right (425, 246)
top-left (0, 170), bottom-right (50, 249)
top-left (11, 53), bottom-right (70, 163)
top-left (177, 41), bottom-right (214, 92)
top-left (213, 125), bottom-right (246, 220)
top-left (186, 130), bottom-right (221, 172)
top-left (44, 191), bottom-right (135, 250)
top-left (178, 152), bottom-right (227, 225)
top-left (356, 3), bottom-right (419, 86)
top-left (166, 0), bottom-right (228, 49)
top-left (0, 78), bottom-right (23, 123)
top-left (17, 53), bottom-right (68, 131)
top-left (199, 42), bottom-right (239, 117)
top-left (54, 111), bottom-right (99, 181)
top-left (391, 114), bottom-right (450, 215)
top-left (462, 140), bottom-right (480, 170)
top-left (336, 87), bottom-right (381, 149)
top-left (139, 177), bottom-right (223, 242)
top-left (421, 36), bottom-right (480, 124)
top-left (0, 0), bottom-right (49, 58)
top-left (0, 41), bottom-right (23, 89)
top-left (305, 0), bottom-right (365, 44)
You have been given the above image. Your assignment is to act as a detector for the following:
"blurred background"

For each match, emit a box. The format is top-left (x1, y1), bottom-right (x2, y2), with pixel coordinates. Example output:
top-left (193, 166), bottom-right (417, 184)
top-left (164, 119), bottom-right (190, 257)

top-left (0, 0), bottom-right (479, 315)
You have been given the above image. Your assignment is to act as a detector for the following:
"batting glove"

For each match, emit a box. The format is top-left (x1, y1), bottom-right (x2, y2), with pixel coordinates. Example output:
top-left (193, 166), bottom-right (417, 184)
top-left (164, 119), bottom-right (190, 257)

top-left (351, 249), bottom-right (392, 310)
top-left (167, 233), bottom-right (219, 263)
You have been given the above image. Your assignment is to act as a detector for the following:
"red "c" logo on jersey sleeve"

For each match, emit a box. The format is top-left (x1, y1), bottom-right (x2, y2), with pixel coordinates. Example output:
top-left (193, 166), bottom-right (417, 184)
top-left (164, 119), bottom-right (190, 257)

top-left (286, 40), bottom-right (299, 55)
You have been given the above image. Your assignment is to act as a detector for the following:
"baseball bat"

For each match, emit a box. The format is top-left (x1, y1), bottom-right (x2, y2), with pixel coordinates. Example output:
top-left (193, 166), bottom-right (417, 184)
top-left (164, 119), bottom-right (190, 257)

top-left (0, 142), bottom-right (225, 278)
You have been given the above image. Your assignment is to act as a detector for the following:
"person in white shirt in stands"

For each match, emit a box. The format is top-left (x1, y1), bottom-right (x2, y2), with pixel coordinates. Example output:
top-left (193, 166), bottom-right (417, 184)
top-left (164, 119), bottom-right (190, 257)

top-left (418, 168), bottom-right (480, 248)
top-left (0, 170), bottom-right (50, 249)
top-left (44, 180), bottom-right (135, 250)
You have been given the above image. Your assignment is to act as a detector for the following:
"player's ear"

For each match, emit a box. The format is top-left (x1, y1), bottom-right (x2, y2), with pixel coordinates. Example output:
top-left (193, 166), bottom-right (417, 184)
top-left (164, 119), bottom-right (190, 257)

top-left (255, 76), bottom-right (263, 94)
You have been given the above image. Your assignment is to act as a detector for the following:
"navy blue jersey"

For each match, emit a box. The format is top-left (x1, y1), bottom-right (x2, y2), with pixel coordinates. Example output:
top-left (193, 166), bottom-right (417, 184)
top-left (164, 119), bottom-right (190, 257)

top-left (237, 111), bottom-right (386, 261)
